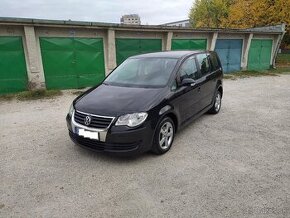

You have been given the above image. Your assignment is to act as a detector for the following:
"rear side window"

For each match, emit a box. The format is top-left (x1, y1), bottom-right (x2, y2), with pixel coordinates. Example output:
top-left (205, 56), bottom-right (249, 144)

top-left (210, 52), bottom-right (220, 71)
top-left (179, 57), bottom-right (199, 80)
top-left (196, 53), bottom-right (211, 76)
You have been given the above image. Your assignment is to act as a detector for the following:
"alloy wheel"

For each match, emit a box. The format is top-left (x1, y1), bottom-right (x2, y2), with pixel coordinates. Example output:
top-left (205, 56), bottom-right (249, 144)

top-left (215, 92), bottom-right (221, 112)
top-left (159, 121), bottom-right (174, 150)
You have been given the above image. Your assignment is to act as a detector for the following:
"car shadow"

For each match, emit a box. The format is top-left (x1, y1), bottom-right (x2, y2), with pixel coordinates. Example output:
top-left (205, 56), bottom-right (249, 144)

top-left (70, 113), bottom-right (214, 163)
top-left (73, 143), bottom-right (157, 163)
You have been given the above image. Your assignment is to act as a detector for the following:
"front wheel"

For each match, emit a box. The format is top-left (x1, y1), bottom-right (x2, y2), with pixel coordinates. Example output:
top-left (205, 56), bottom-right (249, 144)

top-left (151, 117), bottom-right (175, 155)
top-left (208, 90), bottom-right (222, 114)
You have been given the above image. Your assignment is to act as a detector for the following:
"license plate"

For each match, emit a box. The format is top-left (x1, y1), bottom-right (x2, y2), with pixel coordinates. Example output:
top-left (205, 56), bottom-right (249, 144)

top-left (77, 128), bottom-right (99, 140)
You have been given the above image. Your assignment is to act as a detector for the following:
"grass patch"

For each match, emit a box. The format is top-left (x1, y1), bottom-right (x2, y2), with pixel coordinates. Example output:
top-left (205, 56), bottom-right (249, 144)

top-left (0, 93), bottom-right (15, 101)
top-left (72, 90), bottom-right (84, 95)
top-left (17, 89), bottom-right (62, 100)
top-left (276, 54), bottom-right (290, 65)
top-left (269, 67), bottom-right (290, 74)
top-left (224, 70), bottom-right (278, 80)
top-left (0, 89), bottom-right (62, 101)
top-left (224, 67), bottom-right (290, 80)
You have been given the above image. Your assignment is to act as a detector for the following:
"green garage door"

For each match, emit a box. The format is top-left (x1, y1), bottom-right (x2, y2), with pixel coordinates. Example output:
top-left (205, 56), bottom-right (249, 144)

top-left (171, 39), bottom-right (207, 50)
top-left (248, 39), bottom-right (273, 70)
top-left (116, 38), bottom-right (162, 65)
top-left (40, 37), bottom-right (105, 89)
top-left (0, 37), bottom-right (28, 94)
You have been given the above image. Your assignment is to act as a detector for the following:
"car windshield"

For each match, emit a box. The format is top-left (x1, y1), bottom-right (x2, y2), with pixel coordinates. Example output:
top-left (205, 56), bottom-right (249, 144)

top-left (104, 58), bottom-right (178, 88)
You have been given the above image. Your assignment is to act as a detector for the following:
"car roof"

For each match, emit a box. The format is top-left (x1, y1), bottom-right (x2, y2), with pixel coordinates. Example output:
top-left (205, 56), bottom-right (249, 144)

top-left (129, 50), bottom-right (208, 59)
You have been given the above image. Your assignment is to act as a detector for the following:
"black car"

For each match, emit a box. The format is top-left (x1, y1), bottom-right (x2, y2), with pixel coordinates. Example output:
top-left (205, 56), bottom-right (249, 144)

top-left (66, 50), bottom-right (223, 155)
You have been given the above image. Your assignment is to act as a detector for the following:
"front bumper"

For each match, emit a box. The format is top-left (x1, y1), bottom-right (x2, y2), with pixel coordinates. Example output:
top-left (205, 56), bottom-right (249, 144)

top-left (66, 112), bottom-right (155, 155)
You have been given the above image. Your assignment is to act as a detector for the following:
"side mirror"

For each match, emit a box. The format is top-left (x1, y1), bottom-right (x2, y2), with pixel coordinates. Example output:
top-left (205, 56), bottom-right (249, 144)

top-left (181, 78), bottom-right (196, 87)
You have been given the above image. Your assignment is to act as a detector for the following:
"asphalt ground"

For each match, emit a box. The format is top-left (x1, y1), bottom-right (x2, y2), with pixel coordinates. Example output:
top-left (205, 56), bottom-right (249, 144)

top-left (1, 75), bottom-right (290, 217)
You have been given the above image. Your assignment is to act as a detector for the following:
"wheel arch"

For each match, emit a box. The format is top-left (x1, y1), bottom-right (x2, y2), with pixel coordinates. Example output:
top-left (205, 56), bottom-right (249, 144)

top-left (216, 80), bottom-right (223, 98)
top-left (218, 85), bottom-right (223, 98)
top-left (163, 112), bottom-right (179, 132)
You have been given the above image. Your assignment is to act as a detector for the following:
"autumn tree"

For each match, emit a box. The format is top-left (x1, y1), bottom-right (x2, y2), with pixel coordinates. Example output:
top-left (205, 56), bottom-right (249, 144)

top-left (189, 0), bottom-right (289, 29)
top-left (189, 0), bottom-right (290, 46)
top-left (223, 0), bottom-right (290, 47)
top-left (189, 0), bottom-right (233, 28)
top-left (223, 0), bottom-right (290, 29)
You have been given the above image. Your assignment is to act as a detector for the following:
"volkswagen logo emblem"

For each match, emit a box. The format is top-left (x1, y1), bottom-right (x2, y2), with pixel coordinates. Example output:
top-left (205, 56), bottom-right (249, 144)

top-left (84, 116), bottom-right (91, 126)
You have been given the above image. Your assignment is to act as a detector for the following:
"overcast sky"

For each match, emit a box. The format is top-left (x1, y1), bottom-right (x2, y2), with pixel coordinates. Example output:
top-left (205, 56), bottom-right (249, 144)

top-left (0, 0), bottom-right (194, 25)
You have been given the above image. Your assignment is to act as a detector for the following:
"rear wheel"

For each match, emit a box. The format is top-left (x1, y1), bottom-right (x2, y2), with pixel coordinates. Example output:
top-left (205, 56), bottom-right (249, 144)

top-left (208, 90), bottom-right (222, 114)
top-left (152, 117), bottom-right (175, 155)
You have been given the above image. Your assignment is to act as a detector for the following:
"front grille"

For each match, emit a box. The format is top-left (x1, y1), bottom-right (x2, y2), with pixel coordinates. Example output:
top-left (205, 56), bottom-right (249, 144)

top-left (74, 110), bottom-right (114, 129)
top-left (69, 132), bottom-right (139, 151)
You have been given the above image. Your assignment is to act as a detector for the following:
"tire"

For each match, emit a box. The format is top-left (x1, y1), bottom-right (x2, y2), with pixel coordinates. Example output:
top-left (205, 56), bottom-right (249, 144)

top-left (151, 117), bottom-right (175, 155)
top-left (208, 90), bottom-right (222, 114)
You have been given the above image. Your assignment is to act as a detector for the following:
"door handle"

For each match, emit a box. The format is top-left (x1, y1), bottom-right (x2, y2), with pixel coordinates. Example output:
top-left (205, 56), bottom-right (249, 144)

top-left (198, 87), bottom-right (201, 92)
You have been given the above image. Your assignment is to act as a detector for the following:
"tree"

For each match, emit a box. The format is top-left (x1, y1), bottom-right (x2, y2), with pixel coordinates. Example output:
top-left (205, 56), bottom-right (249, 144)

top-left (189, 0), bottom-right (232, 28)
top-left (223, 0), bottom-right (290, 47)
top-left (223, 0), bottom-right (290, 29)
top-left (189, 0), bottom-right (289, 30)
top-left (189, 0), bottom-right (290, 47)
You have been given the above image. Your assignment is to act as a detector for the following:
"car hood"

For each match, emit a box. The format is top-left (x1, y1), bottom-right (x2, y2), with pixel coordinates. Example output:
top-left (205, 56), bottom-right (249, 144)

top-left (75, 84), bottom-right (166, 116)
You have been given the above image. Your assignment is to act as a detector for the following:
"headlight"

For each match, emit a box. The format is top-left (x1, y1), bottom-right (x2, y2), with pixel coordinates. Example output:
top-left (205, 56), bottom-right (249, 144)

top-left (115, 112), bottom-right (148, 127)
top-left (68, 103), bottom-right (74, 116)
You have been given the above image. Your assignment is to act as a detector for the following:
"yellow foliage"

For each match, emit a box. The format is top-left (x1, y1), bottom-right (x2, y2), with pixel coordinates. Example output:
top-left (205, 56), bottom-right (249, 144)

top-left (223, 0), bottom-right (290, 31)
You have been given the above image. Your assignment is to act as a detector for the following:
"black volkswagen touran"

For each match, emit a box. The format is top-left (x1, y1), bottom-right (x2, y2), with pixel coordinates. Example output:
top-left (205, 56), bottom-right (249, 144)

top-left (66, 51), bottom-right (223, 155)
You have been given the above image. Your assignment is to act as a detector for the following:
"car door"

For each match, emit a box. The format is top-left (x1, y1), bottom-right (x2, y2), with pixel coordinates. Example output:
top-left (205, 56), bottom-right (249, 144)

top-left (195, 53), bottom-right (216, 110)
top-left (208, 51), bottom-right (223, 98)
top-left (171, 56), bottom-right (203, 123)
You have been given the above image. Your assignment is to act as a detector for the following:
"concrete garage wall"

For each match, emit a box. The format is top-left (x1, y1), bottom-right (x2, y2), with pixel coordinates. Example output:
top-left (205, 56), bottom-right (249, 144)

top-left (0, 18), bottom-right (286, 92)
